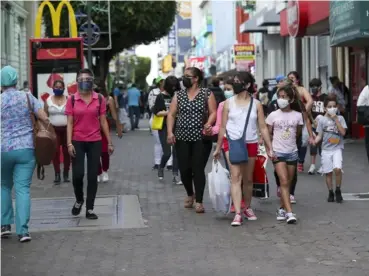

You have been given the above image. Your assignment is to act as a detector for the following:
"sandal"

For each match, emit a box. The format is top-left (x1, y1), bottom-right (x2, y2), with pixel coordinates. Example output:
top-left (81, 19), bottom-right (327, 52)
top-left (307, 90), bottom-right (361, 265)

top-left (195, 203), bottom-right (205, 214)
top-left (184, 196), bottom-right (194, 208)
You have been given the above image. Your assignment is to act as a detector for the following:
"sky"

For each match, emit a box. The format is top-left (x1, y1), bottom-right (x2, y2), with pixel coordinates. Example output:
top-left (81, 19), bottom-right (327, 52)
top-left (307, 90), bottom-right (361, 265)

top-left (135, 43), bottom-right (160, 85)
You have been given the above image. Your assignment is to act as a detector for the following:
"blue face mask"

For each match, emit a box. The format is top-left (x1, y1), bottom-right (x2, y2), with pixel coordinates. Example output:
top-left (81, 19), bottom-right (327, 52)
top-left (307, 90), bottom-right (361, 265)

top-left (78, 80), bottom-right (93, 92)
top-left (53, 88), bottom-right (64, 96)
top-left (224, 90), bottom-right (234, 99)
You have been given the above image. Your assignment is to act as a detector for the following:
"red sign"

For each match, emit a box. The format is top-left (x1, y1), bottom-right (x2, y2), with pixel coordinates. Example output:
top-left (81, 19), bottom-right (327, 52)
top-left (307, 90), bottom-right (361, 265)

top-left (287, 0), bottom-right (308, 37)
top-left (187, 57), bottom-right (206, 71)
top-left (36, 48), bottom-right (77, 60)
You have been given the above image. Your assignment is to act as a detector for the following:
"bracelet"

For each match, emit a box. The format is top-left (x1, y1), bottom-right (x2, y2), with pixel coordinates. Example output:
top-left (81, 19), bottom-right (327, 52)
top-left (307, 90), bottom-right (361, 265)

top-left (108, 144), bottom-right (114, 147)
top-left (67, 143), bottom-right (73, 147)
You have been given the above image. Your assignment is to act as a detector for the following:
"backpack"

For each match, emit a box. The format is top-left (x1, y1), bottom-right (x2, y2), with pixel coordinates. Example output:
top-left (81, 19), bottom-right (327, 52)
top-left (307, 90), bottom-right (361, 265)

top-left (26, 94), bottom-right (57, 180)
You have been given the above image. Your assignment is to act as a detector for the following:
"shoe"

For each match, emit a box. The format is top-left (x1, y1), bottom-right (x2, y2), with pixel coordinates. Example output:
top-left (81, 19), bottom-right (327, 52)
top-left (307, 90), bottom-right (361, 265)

top-left (327, 190), bottom-right (335, 202)
top-left (286, 213), bottom-right (297, 224)
top-left (1, 225), bottom-right (11, 237)
top-left (97, 175), bottom-right (102, 183)
top-left (63, 171), bottom-right (70, 183)
top-left (277, 187), bottom-right (281, 198)
top-left (152, 164), bottom-right (159, 170)
top-left (18, 233), bottom-right (31, 243)
top-left (158, 168), bottom-right (164, 180)
top-left (172, 175), bottom-right (182, 185)
top-left (241, 199), bottom-right (246, 210)
top-left (54, 173), bottom-right (61, 184)
top-left (335, 187), bottom-right (343, 203)
top-left (231, 213), bottom-right (243, 226)
top-left (71, 201), bottom-right (84, 216)
top-left (230, 204), bottom-right (235, 213)
top-left (297, 163), bottom-right (304, 173)
top-left (243, 208), bottom-right (257, 221)
top-left (166, 165), bottom-right (173, 171)
top-left (102, 172), bottom-right (109, 183)
top-left (86, 210), bottom-right (98, 220)
top-left (276, 208), bottom-right (287, 221)
top-left (290, 195), bottom-right (296, 204)
top-left (308, 164), bottom-right (316, 175)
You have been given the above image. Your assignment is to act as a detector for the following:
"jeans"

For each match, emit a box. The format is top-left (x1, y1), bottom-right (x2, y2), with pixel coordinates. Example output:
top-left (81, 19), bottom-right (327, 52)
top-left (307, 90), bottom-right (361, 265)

top-left (1, 149), bottom-right (36, 235)
top-left (175, 139), bottom-right (206, 203)
top-left (53, 126), bottom-right (70, 174)
top-left (128, 106), bottom-right (140, 130)
top-left (72, 141), bottom-right (102, 210)
top-left (158, 125), bottom-right (178, 174)
top-left (365, 127), bottom-right (369, 164)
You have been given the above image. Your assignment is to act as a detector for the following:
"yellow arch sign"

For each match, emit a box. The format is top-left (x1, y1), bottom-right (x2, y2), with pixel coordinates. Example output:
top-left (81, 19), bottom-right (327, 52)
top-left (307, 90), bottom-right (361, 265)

top-left (34, 0), bottom-right (78, 38)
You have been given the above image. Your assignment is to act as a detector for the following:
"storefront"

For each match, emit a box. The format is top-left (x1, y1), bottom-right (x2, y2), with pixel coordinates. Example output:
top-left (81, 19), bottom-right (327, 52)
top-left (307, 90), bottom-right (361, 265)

top-left (330, 1), bottom-right (369, 138)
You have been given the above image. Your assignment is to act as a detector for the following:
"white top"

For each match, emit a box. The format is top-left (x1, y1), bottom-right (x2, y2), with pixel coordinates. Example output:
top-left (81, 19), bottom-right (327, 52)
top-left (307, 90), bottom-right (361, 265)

top-left (357, 85), bottom-right (369, 106)
top-left (148, 88), bottom-right (161, 109)
top-left (47, 96), bottom-right (67, 126)
top-left (226, 96), bottom-right (259, 143)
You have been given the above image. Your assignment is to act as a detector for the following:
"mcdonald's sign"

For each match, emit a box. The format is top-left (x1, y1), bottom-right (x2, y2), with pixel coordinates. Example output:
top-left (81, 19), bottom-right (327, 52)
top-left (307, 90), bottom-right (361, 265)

top-left (34, 0), bottom-right (78, 38)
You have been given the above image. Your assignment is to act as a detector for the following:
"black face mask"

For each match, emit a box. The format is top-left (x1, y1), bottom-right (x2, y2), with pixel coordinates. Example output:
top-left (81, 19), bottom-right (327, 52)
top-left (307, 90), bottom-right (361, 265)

top-left (311, 87), bottom-right (319, 95)
top-left (232, 83), bottom-right (245, 94)
top-left (182, 77), bottom-right (192, 88)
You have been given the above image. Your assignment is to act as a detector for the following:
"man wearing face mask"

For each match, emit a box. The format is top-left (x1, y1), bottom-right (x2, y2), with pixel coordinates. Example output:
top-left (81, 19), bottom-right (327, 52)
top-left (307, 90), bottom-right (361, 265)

top-left (65, 68), bottom-right (113, 220)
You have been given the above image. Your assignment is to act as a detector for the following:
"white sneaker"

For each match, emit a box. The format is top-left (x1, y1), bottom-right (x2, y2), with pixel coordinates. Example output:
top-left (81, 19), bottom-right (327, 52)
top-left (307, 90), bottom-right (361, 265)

top-left (308, 164), bottom-right (316, 175)
top-left (102, 172), bottom-right (109, 183)
top-left (286, 212), bottom-right (297, 224)
top-left (276, 208), bottom-right (286, 221)
top-left (97, 175), bottom-right (101, 183)
top-left (290, 195), bottom-right (296, 204)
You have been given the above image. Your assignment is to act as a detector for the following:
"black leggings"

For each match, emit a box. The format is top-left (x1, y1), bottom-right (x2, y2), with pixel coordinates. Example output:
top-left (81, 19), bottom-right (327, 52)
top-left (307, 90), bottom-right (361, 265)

top-left (202, 139), bottom-right (213, 169)
top-left (275, 166), bottom-right (298, 196)
top-left (175, 139), bottom-right (206, 203)
top-left (158, 125), bottom-right (178, 174)
top-left (72, 140), bottom-right (102, 210)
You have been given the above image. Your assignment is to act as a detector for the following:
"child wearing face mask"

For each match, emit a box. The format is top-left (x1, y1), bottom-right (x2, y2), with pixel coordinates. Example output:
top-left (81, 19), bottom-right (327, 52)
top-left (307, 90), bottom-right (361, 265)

top-left (314, 95), bottom-right (347, 203)
top-left (266, 84), bottom-right (304, 224)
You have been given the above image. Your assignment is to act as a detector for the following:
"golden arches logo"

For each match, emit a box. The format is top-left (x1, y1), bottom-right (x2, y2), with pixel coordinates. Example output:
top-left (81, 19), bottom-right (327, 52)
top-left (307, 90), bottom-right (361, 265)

top-left (34, 0), bottom-right (78, 38)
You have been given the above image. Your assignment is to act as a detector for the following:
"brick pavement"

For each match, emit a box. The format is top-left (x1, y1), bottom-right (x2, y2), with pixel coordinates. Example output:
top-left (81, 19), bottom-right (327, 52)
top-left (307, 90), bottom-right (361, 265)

top-left (2, 119), bottom-right (369, 276)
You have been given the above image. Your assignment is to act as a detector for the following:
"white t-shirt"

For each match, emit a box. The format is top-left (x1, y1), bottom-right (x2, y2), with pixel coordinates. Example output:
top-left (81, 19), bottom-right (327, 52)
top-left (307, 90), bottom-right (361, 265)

top-left (148, 88), bottom-right (161, 110)
top-left (266, 109), bottom-right (304, 153)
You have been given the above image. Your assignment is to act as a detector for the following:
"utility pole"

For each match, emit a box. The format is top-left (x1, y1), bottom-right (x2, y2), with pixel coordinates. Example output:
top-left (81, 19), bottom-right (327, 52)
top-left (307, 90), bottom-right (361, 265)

top-left (87, 2), bottom-right (92, 69)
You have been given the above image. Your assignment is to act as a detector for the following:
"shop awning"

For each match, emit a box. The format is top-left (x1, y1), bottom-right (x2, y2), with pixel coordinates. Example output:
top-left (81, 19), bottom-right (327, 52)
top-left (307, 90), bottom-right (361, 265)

top-left (257, 8), bottom-right (280, 27)
top-left (330, 1), bottom-right (369, 47)
top-left (240, 9), bottom-right (268, 33)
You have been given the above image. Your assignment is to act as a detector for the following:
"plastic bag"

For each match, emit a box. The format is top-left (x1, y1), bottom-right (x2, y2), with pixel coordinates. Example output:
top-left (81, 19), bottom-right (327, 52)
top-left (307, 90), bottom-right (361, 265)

top-left (301, 125), bottom-right (309, 147)
top-left (252, 147), bottom-right (269, 198)
top-left (208, 160), bottom-right (231, 214)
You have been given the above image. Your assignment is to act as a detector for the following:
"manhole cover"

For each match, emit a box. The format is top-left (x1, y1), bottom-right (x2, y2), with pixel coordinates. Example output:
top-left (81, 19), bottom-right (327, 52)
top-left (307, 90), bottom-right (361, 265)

top-left (342, 193), bottom-right (369, 201)
top-left (12, 195), bottom-right (145, 232)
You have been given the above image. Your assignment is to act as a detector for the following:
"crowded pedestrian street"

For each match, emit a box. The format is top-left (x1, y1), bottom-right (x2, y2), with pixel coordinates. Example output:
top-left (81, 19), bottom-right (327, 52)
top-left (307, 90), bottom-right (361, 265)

top-left (2, 119), bottom-right (369, 276)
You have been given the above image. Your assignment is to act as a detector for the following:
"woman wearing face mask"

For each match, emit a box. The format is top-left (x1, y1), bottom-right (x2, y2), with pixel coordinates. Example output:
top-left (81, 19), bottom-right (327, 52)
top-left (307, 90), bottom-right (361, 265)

top-left (65, 68), bottom-right (113, 220)
top-left (153, 76), bottom-right (181, 184)
top-left (213, 72), bottom-right (273, 226)
top-left (167, 67), bottom-right (217, 213)
top-left (266, 84), bottom-right (304, 224)
top-left (44, 80), bottom-right (70, 184)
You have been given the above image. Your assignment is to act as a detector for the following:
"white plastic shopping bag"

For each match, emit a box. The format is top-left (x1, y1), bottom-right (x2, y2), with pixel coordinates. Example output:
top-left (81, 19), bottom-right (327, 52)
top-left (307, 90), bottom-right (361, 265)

top-left (208, 160), bottom-right (231, 214)
top-left (301, 125), bottom-right (309, 147)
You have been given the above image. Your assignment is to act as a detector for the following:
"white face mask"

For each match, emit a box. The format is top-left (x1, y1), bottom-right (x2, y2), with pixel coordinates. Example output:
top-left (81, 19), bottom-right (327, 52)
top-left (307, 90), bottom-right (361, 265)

top-left (224, 90), bottom-right (234, 99)
top-left (277, 98), bottom-right (289, 109)
top-left (219, 84), bottom-right (225, 90)
top-left (327, 107), bottom-right (337, 116)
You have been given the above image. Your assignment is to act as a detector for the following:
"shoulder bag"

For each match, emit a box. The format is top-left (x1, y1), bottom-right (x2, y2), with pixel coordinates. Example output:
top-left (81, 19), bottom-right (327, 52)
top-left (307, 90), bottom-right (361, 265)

top-left (226, 97), bottom-right (254, 164)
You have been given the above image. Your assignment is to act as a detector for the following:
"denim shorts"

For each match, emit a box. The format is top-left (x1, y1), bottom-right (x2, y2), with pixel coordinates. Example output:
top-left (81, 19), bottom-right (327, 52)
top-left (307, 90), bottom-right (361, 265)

top-left (273, 151), bottom-right (298, 166)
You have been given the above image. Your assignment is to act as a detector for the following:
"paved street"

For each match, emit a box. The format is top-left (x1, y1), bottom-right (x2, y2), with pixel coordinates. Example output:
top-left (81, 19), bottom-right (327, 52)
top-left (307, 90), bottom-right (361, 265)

top-left (2, 119), bottom-right (369, 276)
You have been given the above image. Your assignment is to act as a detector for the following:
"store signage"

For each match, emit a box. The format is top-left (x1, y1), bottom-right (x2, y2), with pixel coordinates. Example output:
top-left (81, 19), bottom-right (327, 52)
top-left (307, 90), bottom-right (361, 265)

top-left (34, 0), bottom-right (78, 38)
top-left (187, 57), bottom-right (206, 71)
top-left (177, 1), bottom-right (192, 63)
top-left (168, 23), bottom-right (177, 55)
top-left (287, 0), bottom-right (308, 38)
top-left (233, 44), bottom-right (255, 72)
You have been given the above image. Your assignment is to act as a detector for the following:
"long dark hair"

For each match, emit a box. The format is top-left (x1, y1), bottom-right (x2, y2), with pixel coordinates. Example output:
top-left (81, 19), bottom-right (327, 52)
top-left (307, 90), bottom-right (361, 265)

top-left (187, 67), bottom-right (204, 85)
top-left (164, 76), bottom-right (180, 96)
top-left (287, 71), bottom-right (303, 87)
top-left (234, 71), bottom-right (255, 94)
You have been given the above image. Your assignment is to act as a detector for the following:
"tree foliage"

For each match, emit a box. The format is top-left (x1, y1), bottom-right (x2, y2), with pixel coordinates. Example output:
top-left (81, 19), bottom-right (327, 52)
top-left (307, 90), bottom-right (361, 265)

top-left (41, 0), bottom-right (176, 80)
top-left (133, 57), bottom-right (151, 90)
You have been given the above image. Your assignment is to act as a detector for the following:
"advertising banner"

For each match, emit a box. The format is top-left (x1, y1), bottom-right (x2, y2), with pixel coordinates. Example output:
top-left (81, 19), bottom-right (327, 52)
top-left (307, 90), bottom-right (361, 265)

top-left (234, 44), bottom-right (255, 72)
top-left (177, 1), bottom-right (192, 63)
top-left (168, 22), bottom-right (177, 56)
top-left (187, 57), bottom-right (206, 71)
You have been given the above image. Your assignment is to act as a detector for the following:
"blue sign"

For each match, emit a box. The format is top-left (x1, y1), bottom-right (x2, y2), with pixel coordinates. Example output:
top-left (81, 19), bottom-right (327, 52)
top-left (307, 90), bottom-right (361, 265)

top-left (80, 21), bottom-right (101, 46)
top-left (177, 2), bottom-right (192, 63)
top-left (168, 23), bottom-right (177, 56)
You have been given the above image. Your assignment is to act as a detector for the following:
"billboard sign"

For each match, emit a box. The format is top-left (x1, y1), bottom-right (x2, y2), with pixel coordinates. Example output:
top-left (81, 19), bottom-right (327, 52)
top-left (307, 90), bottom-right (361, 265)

top-left (234, 44), bottom-right (255, 72)
top-left (177, 1), bottom-right (192, 63)
top-left (187, 57), bottom-right (206, 71)
top-left (168, 22), bottom-right (177, 56)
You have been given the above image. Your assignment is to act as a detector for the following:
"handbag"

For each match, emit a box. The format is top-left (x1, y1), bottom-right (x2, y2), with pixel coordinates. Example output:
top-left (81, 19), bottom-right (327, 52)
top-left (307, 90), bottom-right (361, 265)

top-left (226, 97), bottom-right (254, 165)
top-left (151, 115), bottom-right (164, 130)
top-left (26, 94), bottom-right (57, 180)
top-left (357, 106), bottom-right (369, 126)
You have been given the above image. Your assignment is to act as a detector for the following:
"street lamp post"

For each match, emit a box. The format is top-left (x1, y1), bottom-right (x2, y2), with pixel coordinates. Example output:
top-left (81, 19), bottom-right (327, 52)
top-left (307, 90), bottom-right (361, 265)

top-left (87, 2), bottom-right (92, 69)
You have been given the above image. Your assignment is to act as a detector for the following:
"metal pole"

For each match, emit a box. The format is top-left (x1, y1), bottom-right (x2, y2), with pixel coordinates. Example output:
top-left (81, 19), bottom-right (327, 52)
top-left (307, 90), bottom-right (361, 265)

top-left (87, 2), bottom-right (92, 69)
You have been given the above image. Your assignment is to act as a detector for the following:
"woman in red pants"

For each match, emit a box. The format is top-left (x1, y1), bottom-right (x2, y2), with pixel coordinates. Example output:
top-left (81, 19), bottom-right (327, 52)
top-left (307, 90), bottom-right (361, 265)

top-left (44, 80), bottom-right (70, 184)
top-left (97, 85), bottom-right (122, 182)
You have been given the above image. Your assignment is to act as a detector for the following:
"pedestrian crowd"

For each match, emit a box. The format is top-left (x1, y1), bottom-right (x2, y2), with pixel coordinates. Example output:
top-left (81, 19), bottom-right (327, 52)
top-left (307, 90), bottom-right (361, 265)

top-left (1, 64), bottom-right (369, 242)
